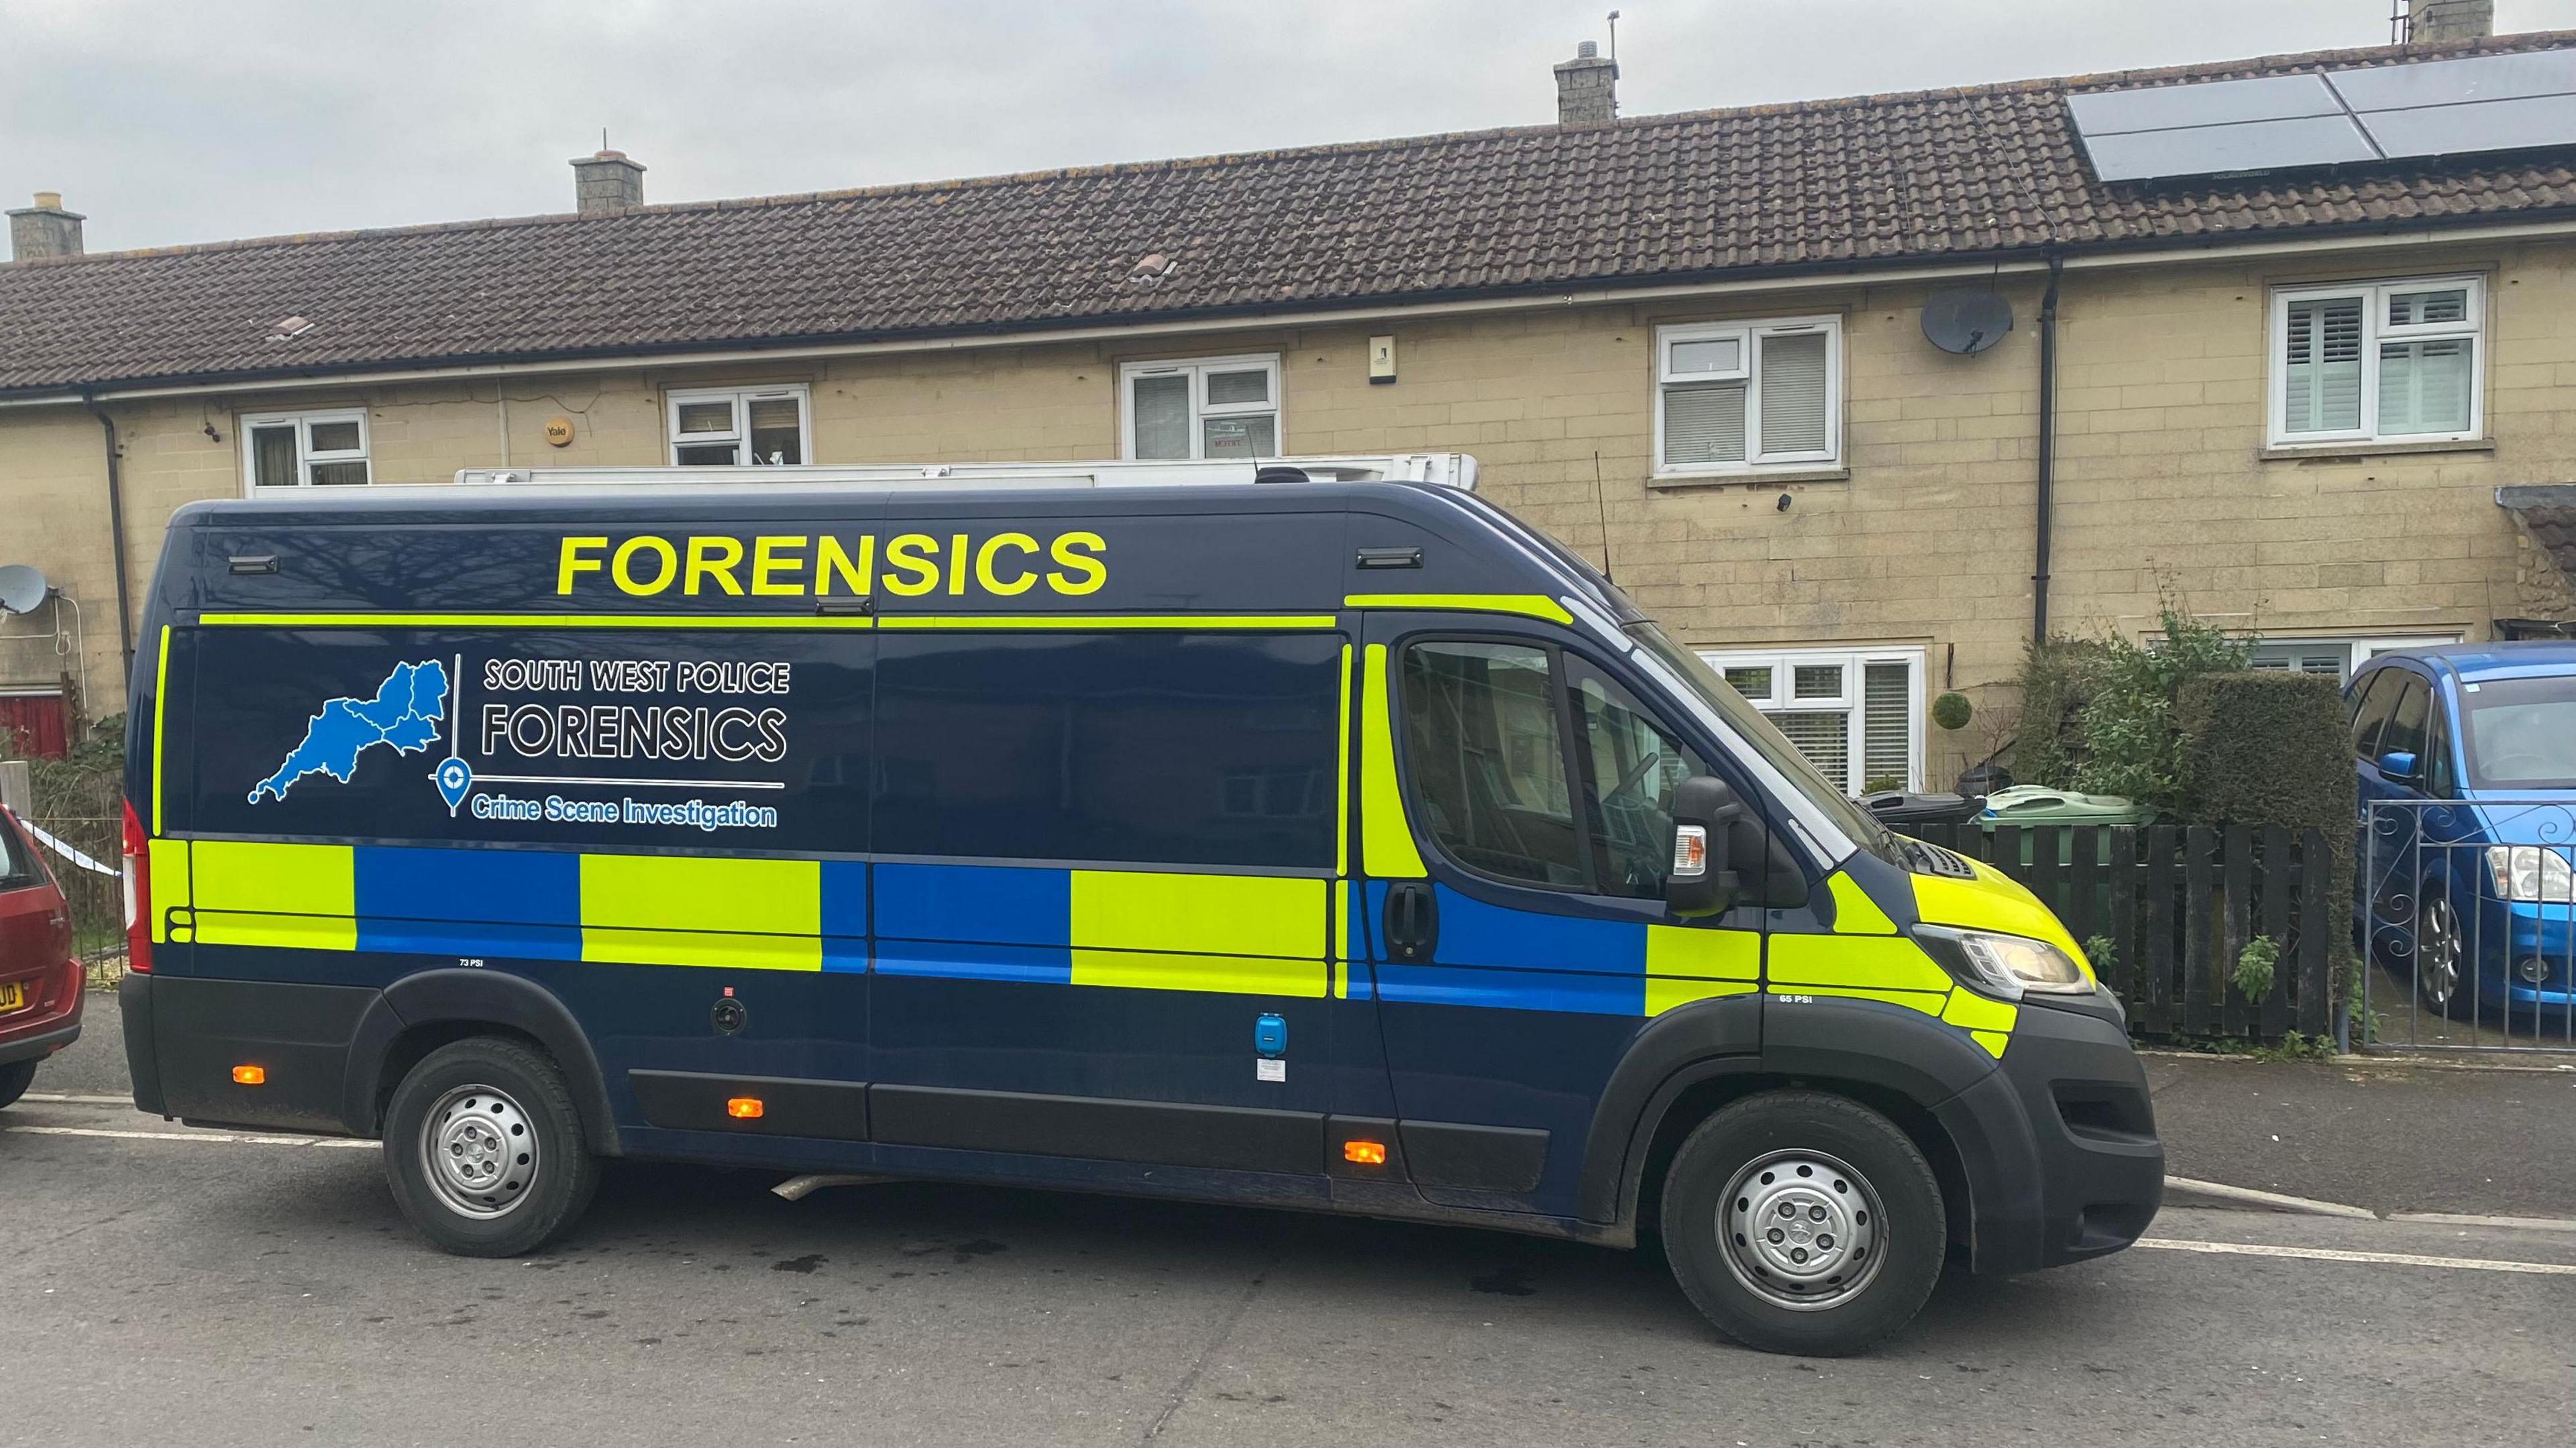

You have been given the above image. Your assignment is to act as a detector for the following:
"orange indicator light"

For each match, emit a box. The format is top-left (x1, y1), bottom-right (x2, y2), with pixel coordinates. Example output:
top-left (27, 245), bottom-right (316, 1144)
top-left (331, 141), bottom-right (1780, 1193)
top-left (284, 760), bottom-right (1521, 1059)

top-left (1342, 1139), bottom-right (1387, 1165)
top-left (231, 1065), bottom-right (266, 1086)
top-left (727, 1097), bottom-right (765, 1119)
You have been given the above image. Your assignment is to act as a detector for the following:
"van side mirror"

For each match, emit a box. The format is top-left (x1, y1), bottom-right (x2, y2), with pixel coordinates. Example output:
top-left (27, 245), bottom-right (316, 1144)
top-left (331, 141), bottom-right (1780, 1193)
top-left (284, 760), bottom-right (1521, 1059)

top-left (1667, 775), bottom-right (1747, 919)
top-left (2377, 749), bottom-right (2421, 784)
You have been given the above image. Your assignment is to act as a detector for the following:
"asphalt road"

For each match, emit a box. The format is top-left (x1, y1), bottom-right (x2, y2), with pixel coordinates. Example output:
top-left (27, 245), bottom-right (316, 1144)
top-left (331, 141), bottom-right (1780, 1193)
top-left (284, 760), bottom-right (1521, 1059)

top-left (8, 1028), bottom-right (2575, 1447)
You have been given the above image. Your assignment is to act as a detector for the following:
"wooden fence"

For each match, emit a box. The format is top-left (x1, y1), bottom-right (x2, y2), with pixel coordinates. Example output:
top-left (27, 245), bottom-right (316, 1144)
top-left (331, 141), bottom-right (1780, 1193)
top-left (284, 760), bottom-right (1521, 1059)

top-left (1902, 823), bottom-right (2339, 1042)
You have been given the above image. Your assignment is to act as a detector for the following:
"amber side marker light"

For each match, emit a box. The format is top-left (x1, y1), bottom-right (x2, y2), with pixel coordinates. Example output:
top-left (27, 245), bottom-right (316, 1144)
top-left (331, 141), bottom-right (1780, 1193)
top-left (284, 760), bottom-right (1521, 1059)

top-left (1342, 1139), bottom-right (1387, 1165)
top-left (231, 1066), bottom-right (266, 1086)
top-left (727, 1097), bottom-right (765, 1119)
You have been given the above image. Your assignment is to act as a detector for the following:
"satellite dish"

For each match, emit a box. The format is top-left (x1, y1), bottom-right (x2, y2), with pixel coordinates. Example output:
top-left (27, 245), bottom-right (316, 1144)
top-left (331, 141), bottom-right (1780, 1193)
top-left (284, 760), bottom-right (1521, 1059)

top-left (1923, 289), bottom-right (2015, 355)
top-left (0, 565), bottom-right (50, 615)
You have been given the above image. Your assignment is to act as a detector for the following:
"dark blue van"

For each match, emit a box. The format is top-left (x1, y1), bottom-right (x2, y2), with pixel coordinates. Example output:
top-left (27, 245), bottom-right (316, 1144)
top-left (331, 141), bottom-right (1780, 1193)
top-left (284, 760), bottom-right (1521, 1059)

top-left (116, 470), bottom-right (2161, 1354)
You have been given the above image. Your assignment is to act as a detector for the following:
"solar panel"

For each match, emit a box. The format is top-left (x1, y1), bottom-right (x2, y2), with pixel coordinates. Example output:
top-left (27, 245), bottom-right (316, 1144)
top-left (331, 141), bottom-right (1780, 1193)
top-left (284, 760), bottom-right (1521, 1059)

top-left (2364, 94), bottom-right (2576, 159)
top-left (2325, 50), bottom-right (2576, 110)
top-left (2068, 47), bottom-right (2576, 183)
top-left (2080, 115), bottom-right (2377, 182)
top-left (2065, 73), bottom-right (2342, 135)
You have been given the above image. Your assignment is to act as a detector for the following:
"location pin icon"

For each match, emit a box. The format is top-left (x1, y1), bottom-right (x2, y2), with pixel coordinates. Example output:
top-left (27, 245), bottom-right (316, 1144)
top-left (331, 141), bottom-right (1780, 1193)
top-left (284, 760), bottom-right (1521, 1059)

top-left (434, 756), bottom-right (473, 814)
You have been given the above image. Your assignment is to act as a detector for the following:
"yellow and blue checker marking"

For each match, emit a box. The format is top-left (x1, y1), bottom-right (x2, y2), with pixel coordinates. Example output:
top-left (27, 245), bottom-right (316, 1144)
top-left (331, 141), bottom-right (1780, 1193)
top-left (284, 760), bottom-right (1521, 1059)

top-left (1368, 882), bottom-right (1758, 1017)
top-left (168, 841), bottom-right (1336, 997)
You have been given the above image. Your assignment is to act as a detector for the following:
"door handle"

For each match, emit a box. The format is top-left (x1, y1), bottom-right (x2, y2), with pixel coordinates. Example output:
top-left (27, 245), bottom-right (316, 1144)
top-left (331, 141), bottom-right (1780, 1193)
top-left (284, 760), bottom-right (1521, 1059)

top-left (1383, 881), bottom-right (1438, 962)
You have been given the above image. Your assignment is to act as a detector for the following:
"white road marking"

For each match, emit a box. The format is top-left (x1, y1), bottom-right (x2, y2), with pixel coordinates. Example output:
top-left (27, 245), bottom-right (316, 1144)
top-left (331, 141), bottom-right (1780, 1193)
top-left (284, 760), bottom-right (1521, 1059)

top-left (4, 1124), bottom-right (376, 1150)
top-left (2388, 1211), bottom-right (2576, 1235)
top-left (17, 1093), bottom-right (136, 1106)
top-left (2161, 1175), bottom-right (2377, 1219)
top-left (2136, 1237), bottom-right (2576, 1276)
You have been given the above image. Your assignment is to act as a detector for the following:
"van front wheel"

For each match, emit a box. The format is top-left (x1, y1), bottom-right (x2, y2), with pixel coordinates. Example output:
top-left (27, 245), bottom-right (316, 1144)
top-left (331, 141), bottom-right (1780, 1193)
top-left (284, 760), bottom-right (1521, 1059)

top-left (1659, 1091), bottom-right (1945, 1356)
top-left (383, 1037), bottom-right (598, 1257)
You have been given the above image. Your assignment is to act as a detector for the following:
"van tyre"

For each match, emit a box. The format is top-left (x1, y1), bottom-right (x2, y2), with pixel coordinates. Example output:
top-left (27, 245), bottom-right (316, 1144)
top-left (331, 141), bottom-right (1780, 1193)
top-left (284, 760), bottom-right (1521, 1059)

top-left (383, 1037), bottom-right (599, 1257)
top-left (1659, 1091), bottom-right (1945, 1357)
top-left (0, 1058), bottom-right (37, 1111)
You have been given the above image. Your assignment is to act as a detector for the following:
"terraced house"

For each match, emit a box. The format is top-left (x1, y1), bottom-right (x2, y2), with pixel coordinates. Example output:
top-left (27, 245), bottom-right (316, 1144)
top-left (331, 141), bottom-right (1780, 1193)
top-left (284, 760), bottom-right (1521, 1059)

top-left (7, 11), bottom-right (2576, 793)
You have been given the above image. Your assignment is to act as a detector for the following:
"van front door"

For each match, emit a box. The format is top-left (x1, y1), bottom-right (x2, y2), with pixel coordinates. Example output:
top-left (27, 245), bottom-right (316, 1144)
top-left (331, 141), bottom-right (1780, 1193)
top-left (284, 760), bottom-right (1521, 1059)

top-left (1352, 616), bottom-right (1766, 1218)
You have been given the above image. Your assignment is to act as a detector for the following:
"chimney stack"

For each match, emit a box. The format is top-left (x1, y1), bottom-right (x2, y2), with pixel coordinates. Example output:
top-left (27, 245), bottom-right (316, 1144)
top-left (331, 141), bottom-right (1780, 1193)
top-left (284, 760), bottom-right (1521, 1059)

top-left (7, 191), bottom-right (85, 262)
top-left (570, 150), bottom-right (646, 216)
top-left (1554, 40), bottom-right (1619, 126)
top-left (2408, 0), bottom-right (2496, 44)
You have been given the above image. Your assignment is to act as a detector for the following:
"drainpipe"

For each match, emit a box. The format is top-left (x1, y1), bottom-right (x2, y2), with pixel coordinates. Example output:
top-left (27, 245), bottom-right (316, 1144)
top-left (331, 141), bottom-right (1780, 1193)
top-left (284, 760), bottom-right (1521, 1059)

top-left (82, 392), bottom-right (137, 679)
top-left (2031, 254), bottom-right (2063, 646)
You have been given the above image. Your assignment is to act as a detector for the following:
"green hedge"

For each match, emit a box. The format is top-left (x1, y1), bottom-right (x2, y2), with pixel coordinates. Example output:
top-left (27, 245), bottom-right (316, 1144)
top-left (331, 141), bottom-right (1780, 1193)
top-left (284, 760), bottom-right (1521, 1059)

top-left (2012, 638), bottom-right (2106, 789)
top-left (2175, 671), bottom-right (2353, 832)
top-left (2176, 671), bottom-right (2355, 1018)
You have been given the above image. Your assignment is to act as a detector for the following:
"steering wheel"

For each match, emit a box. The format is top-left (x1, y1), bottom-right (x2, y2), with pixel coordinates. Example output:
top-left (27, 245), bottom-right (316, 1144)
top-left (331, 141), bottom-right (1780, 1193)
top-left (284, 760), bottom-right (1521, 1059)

top-left (2485, 750), bottom-right (2554, 779)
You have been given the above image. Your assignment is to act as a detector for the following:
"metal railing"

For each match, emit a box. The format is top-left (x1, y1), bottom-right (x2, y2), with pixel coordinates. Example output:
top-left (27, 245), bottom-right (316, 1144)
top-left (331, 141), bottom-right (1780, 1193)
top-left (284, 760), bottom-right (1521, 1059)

top-left (2363, 797), bottom-right (2576, 1053)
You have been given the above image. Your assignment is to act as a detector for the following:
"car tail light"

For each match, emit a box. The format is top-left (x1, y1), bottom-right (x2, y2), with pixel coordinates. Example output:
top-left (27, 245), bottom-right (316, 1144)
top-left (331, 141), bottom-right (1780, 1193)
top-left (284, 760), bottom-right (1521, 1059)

top-left (121, 798), bottom-right (151, 975)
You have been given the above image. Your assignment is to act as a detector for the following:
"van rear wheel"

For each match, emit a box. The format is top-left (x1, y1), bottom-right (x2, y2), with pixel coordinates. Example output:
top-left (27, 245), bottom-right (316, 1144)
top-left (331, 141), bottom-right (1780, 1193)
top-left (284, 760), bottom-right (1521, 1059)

top-left (1659, 1091), bottom-right (1945, 1356)
top-left (383, 1037), bottom-right (598, 1257)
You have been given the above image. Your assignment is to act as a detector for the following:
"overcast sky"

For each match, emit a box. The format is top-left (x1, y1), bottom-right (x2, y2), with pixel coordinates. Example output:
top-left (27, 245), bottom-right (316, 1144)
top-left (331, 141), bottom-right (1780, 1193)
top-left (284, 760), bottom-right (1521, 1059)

top-left (7, 0), bottom-right (2576, 254)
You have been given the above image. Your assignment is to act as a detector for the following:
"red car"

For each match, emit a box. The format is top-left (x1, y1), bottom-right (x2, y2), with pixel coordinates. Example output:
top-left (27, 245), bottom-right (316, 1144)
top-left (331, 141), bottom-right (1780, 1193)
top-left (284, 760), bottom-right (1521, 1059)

top-left (0, 803), bottom-right (81, 1109)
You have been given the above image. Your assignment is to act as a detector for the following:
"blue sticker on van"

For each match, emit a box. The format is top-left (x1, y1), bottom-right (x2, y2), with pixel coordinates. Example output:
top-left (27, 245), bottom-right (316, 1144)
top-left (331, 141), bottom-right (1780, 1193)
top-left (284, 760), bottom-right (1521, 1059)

top-left (248, 659), bottom-right (450, 803)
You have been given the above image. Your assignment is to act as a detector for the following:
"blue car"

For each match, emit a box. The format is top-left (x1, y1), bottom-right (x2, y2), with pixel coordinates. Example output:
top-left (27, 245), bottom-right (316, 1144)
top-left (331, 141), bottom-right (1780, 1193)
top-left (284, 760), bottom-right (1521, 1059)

top-left (2351, 644), bottom-right (2576, 1026)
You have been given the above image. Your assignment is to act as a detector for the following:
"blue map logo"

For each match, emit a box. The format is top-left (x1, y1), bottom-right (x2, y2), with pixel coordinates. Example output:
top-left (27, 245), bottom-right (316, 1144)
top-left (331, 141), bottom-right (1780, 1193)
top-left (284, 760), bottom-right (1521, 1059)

top-left (249, 659), bottom-right (451, 803)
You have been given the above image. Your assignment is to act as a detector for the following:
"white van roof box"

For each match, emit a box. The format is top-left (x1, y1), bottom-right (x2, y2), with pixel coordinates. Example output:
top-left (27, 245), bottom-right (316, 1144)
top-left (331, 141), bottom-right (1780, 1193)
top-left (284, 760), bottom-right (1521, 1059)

top-left (453, 455), bottom-right (1477, 491)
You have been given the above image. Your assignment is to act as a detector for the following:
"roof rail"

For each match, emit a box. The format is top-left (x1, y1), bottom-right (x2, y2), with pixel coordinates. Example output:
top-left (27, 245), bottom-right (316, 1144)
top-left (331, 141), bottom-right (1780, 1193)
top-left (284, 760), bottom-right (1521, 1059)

top-left (452, 455), bottom-right (1478, 491)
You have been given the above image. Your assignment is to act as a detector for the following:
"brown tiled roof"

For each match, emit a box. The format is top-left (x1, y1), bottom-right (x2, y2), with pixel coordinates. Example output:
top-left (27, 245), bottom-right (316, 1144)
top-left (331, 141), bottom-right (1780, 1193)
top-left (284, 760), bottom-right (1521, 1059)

top-left (7, 32), bottom-right (2576, 397)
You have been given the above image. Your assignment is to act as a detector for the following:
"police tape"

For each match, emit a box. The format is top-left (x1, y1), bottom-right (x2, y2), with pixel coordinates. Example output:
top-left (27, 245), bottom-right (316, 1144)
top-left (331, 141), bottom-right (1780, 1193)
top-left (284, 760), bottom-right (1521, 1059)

top-left (19, 818), bottom-right (118, 877)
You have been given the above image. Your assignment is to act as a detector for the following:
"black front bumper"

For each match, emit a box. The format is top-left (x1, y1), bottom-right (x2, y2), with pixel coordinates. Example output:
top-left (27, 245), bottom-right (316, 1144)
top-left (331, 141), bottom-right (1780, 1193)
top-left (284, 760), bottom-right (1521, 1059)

top-left (1936, 1002), bottom-right (2165, 1274)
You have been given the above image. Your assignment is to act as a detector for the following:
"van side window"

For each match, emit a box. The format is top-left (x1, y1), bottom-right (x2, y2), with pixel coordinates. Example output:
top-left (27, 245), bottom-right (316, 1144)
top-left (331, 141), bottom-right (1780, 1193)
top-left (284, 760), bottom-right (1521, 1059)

top-left (1398, 641), bottom-right (1587, 890)
top-left (2350, 669), bottom-right (2403, 759)
top-left (2377, 676), bottom-right (2430, 767)
top-left (1567, 659), bottom-right (1707, 899)
top-left (874, 630), bottom-right (1339, 869)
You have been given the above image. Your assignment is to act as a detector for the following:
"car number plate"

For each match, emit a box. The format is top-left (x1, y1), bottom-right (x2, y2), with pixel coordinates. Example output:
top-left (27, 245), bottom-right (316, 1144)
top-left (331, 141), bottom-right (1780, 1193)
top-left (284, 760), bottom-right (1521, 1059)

top-left (0, 981), bottom-right (25, 1013)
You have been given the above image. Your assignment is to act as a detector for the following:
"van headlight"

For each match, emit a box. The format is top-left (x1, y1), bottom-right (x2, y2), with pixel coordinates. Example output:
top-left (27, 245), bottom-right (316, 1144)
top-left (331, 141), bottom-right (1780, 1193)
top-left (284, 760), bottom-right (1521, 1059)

top-left (1912, 925), bottom-right (2091, 1001)
top-left (2485, 845), bottom-right (2575, 903)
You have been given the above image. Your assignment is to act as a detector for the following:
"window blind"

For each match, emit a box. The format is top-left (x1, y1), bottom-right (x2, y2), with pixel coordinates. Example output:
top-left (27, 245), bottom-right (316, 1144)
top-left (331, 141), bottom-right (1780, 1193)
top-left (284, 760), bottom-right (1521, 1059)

top-left (1131, 374), bottom-right (1191, 459)
top-left (1862, 662), bottom-right (1911, 790)
top-left (2282, 297), bottom-right (2365, 433)
top-left (2377, 337), bottom-right (2472, 437)
top-left (1772, 710), bottom-right (1850, 793)
top-left (1664, 382), bottom-right (1748, 465)
top-left (1758, 331), bottom-right (1830, 455)
top-left (1205, 368), bottom-right (1270, 406)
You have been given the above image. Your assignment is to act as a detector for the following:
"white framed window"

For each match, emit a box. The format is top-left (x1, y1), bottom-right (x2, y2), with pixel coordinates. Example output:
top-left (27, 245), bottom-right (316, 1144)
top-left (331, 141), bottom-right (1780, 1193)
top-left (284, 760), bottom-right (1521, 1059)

top-left (1654, 316), bottom-right (1841, 476)
top-left (1120, 353), bottom-right (1281, 460)
top-left (667, 384), bottom-right (811, 465)
top-left (2249, 634), bottom-right (2461, 685)
top-left (1700, 645), bottom-right (1923, 794)
top-left (2269, 276), bottom-right (2483, 447)
top-left (240, 410), bottom-right (370, 490)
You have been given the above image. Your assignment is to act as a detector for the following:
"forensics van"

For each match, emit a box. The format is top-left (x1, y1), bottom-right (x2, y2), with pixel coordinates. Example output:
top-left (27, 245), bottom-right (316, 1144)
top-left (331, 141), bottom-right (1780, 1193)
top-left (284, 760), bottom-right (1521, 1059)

top-left (117, 455), bottom-right (2161, 1355)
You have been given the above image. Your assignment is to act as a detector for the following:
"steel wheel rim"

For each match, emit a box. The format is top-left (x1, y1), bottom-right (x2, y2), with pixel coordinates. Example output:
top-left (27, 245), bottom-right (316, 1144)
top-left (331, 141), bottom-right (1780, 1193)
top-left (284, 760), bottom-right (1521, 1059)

top-left (421, 1084), bottom-right (539, 1220)
top-left (1717, 1148), bottom-right (1887, 1312)
top-left (2419, 895), bottom-right (2462, 1008)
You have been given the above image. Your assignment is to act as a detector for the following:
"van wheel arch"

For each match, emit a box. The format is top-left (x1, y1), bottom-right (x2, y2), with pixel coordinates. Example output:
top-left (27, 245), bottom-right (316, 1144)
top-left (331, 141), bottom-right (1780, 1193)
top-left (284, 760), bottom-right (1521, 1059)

top-left (1626, 1071), bottom-right (1974, 1265)
top-left (343, 970), bottom-right (621, 1156)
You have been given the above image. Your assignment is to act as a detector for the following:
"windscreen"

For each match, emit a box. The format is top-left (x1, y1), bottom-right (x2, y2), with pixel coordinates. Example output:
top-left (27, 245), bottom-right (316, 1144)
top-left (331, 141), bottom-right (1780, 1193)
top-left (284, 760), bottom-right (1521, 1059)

top-left (1625, 622), bottom-right (1894, 860)
top-left (2460, 675), bottom-right (2576, 789)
